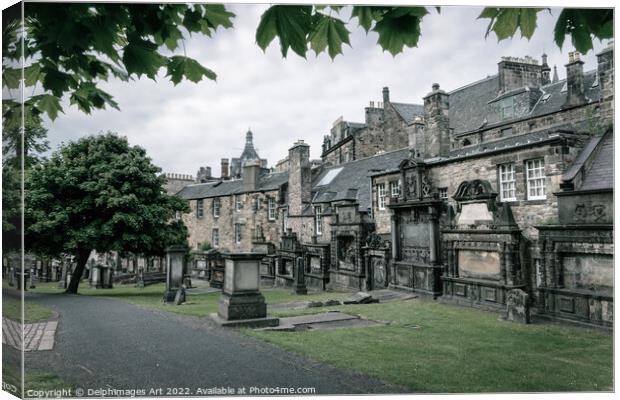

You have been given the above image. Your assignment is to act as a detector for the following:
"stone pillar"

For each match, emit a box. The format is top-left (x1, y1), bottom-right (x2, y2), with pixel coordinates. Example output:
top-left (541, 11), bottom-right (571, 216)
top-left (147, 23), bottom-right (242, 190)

top-left (211, 253), bottom-right (278, 327)
top-left (292, 257), bottom-right (307, 295)
top-left (163, 245), bottom-right (187, 303)
top-left (390, 214), bottom-right (399, 260)
top-left (428, 206), bottom-right (438, 265)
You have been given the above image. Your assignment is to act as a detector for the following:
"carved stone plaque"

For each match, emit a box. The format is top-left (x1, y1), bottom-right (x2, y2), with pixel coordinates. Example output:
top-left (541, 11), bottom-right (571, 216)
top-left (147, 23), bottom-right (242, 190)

top-left (458, 250), bottom-right (501, 280)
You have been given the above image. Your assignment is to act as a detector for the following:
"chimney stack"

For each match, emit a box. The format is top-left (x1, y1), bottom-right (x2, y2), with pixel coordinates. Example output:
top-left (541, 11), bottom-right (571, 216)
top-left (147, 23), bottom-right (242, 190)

top-left (242, 160), bottom-right (261, 192)
top-left (562, 51), bottom-right (587, 109)
top-left (287, 140), bottom-right (311, 215)
top-left (498, 55), bottom-right (543, 93)
top-left (382, 87), bottom-right (390, 104)
top-left (221, 158), bottom-right (229, 178)
top-left (422, 83), bottom-right (450, 158)
top-left (541, 53), bottom-right (551, 85)
top-left (196, 166), bottom-right (212, 183)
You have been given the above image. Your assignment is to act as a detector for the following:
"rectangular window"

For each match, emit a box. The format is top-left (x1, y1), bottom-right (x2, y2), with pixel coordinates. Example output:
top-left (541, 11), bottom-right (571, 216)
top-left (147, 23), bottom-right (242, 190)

top-left (212, 229), bottom-right (219, 248)
top-left (268, 198), bottom-right (276, 221)
top-left (389, 181), bottom-right (401, 197)
top-left (500, 127), bottom-right (513, 137)
top-left (196, 199), bottom-right (204, 218)
top-left (438, 187), bottom-right (448, 199)
top-left (499, 163), bottom-right (517, 201)
top-left (213, 198), bottom-right (221, 218)
top-left (253, 197), bottom-right (261, 212)
top-left (500, 97), bottom-right (514, 120)
top-left (235, 195), bottom-right (242, 211)
top-left (314, 205), bottom-right (323, 235)
top-left (234, 224), bottom-right (242, 244)
top-left (377, 183), bottom-right (386, 210)
top-left (526, 159), bottom-right (546, 200)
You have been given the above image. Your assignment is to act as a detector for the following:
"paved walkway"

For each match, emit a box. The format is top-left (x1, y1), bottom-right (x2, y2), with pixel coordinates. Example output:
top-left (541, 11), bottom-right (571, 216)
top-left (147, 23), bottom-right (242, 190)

top-left (18, 292), bottom-right (405, 395)
top-left (2, 317), bottom-right (58, 351)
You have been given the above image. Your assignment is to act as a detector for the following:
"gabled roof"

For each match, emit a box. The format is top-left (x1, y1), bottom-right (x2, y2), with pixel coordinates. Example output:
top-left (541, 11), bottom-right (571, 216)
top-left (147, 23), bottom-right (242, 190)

top-left (448, 70), bottom-right (601, 135)
top-left (579, 130), bottom-right (613, 191)
top-left (311, 148), bottom-right (409, 211)
top-left (390, 102), bottom-right (424, 125)
top-left (177, 171), bottom-right (288, 200)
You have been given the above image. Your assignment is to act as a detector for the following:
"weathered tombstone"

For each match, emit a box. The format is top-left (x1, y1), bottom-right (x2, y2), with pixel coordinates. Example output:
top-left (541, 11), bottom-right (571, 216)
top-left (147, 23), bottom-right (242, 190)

top-left (163, 245), bottom-right (187, 303)
top-left (506, 289), bottom-right (531, 324)
top-left (292, 257), bottom-right (308, 295)
top-left (174, 287), bottom-right (186, 305)
top-left (210, 253), bottom-right (279, 327)
top-left (90, 265), bottom-right (101, 287)
top-left (101, 265), bottom-right (113, 288)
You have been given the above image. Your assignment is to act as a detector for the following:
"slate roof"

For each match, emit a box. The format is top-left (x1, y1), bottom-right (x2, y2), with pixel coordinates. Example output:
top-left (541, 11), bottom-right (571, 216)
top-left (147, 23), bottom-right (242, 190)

top-left (579, 131), bottom-right (613, 191)
top-left (177, 171), bottom-right (288, 200)
top-left (448, 70), bottom-right (601, 135)
top-left (311, 148), bottom-right (410, 211)
top-left (391, 102), bottom-right (424, 125)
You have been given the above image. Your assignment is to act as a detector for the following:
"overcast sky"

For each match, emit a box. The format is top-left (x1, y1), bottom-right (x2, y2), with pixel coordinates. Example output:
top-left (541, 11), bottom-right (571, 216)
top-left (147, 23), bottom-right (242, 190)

top-left (42, 4), bottom-right (608, 177)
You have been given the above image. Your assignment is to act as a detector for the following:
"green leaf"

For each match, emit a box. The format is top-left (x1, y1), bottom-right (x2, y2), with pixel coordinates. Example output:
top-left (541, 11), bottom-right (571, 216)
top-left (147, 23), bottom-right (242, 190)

top-left (255, 6), bottom-right (312, 58)
top-left (309, 15), bottom-right (350, 59)
top-left (163, 26), bottom-right (184, 51)
top-left (553, 10), bottom-right (568, 48)
top-left (256, 7), bottom-right (278, 50)
top-left (492, 9), bottom-right (520, 40)
top-left (34, 94), bottom-right (64, 121)
top-left (203, 4), bottom-right (235, 29)
top-left (351, 6), bottom-right (377, 32)
top-left (122, 33), bottom-right (165, 79)
top-left (518, 8), bottom-right (539, 39)
top-left (373, 9), bottom-right (426, 56)
top-left (2, 67), bottom-right (21, 89)
top-left (166, 56), bottom-right (216, 85)
top-left (479, 8), bottom-right (544, 41)
top-left (24, 63), bottom-right (42, 86)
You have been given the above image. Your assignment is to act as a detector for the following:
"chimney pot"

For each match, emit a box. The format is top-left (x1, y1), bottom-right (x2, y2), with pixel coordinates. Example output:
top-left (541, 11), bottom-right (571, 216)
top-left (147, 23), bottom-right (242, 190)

top-left (382, 86), bottom-right (390, 103)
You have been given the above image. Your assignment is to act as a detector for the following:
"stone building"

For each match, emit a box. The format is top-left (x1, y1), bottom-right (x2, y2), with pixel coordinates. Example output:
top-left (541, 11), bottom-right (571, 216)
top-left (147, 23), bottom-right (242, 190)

top-left (174, 43), bottom-right (614, 327)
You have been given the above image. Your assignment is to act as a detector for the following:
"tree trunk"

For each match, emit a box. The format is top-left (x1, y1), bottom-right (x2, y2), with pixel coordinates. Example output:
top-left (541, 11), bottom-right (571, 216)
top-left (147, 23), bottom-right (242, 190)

top-left (64, 250), bottom-right (91, 294)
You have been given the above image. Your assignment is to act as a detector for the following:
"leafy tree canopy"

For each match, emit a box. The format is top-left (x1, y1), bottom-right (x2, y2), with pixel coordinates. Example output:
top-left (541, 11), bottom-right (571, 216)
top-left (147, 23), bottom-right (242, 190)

top-left (25, 133), bottom-right (190, 293)
top-left (2, 124), bottom-right (50, 252)
top-left (2, 3), bottom-right (234, 129)
top-left (1, 5), bottom-right (612, 130)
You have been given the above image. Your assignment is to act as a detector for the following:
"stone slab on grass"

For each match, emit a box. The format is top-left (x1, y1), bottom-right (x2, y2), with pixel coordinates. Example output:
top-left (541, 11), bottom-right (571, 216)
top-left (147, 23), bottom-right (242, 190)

top-left (260, 311), bottom-right (385, 332)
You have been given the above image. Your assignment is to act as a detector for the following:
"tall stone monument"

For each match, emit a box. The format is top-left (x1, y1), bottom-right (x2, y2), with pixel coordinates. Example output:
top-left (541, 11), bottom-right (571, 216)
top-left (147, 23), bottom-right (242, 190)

top-left (163, 245), bottom-right (188, 303)
top-left (210, 252), bottom-right (279, 327)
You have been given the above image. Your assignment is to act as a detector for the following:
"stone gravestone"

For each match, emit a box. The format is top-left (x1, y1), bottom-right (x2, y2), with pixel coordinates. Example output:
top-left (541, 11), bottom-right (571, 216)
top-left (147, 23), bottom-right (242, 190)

top-left (292, 257), bottom-right (307, 295)
top-left (506, 289), bottom-right (531, 324)
top-left (163, 245), bottom-right (187, 303)
top-left (174, 286), bottom-right (186, 305)
top-left (210, 253), bottom-right (279, 328)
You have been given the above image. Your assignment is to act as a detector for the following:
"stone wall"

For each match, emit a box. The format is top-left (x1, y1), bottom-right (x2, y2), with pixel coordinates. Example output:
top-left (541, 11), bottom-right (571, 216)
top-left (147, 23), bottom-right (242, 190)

top-left (372, 140), bottom-right (584, 241)
top-left (182, 190), bottom-right (281, 251)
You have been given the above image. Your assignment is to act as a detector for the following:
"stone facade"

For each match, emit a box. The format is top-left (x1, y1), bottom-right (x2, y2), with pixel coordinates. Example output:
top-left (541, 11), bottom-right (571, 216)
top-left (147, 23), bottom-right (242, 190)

top-left (175, 43), bottom-right (614, 328)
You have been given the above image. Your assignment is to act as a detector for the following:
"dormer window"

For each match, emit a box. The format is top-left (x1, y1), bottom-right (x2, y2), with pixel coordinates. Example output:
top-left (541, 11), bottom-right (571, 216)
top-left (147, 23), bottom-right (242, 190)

top-left (500, 97), bottom-right (515, 120)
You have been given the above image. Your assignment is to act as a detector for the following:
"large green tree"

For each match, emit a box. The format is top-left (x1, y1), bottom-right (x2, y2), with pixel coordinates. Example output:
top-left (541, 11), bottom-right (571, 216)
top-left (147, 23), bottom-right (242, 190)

top-left (1, 4), bottom-right (613, 129)
top-left (2, 124), bottom-right (49, 252)
top-left (25, 133), bottom-right (189, 293)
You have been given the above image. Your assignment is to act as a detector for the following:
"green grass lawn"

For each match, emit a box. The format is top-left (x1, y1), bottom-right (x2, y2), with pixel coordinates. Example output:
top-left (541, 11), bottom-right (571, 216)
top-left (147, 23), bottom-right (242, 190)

top-left (246, 298), bottom-right (613, 393)
top-left (3, 365), bottom-right (74, 396)
top-left (2, 297), bottom-right (55, 323)
top-left (24, 281), bottom-right (349, 318)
